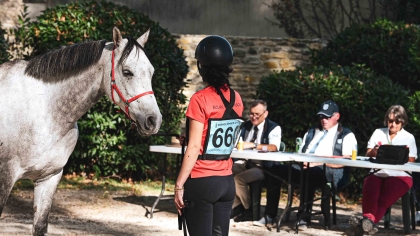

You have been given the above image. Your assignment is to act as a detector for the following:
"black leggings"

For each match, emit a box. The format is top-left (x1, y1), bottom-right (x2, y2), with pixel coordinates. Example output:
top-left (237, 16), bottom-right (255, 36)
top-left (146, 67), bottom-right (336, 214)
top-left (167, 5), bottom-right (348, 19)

top-left (183, 175), bottom-right (235, 236)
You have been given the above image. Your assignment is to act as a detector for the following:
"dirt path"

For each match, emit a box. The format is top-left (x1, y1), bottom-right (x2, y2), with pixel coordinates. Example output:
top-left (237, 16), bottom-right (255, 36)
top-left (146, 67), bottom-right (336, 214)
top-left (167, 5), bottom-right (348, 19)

top-left (0, 189), bottom-right (418, 235)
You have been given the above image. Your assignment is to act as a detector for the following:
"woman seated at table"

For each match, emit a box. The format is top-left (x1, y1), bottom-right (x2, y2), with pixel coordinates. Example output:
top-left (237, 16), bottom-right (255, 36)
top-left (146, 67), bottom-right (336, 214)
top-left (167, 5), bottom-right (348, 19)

top-left (349, 105), bottom-right (417, 235)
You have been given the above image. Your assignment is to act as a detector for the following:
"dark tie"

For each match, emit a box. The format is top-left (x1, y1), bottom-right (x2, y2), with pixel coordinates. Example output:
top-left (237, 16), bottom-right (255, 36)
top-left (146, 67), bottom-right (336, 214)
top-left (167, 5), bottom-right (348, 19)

top-left (309, 130), bottom-right (328, 154)
top-left (250, 126), bottom-right (259, 143)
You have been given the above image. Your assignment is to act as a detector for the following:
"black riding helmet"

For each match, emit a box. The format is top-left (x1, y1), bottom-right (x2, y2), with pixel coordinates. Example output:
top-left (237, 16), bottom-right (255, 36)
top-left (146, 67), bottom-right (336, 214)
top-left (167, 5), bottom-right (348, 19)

top-left (195, 35), bottom-right (233, 67)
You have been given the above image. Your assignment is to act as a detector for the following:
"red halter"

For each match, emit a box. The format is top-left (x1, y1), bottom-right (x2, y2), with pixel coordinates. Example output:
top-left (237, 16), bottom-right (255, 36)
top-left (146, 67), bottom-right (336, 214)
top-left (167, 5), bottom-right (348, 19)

top-left (110, 48), bottom-right (154, 120)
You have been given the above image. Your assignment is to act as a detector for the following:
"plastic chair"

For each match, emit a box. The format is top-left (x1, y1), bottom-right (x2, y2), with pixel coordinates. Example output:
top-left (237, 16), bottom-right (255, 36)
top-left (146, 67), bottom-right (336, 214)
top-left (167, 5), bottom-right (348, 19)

top-left (279, 141), bottom-right (286, 152)
top-left (383, 188), bottom-right (416, 234)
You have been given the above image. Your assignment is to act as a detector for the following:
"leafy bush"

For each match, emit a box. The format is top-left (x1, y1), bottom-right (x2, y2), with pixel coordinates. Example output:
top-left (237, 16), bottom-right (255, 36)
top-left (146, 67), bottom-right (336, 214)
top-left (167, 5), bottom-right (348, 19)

top-left (408, 91), bottom-right (420, 152)
top-left (6, 5), bottom-right (33, 60)
top-left (311, 19), bottom-right (420, 92)
top-left (0, 23), bottom-right (8, 63)
top-left (23, 0), bottom-right (188, 179)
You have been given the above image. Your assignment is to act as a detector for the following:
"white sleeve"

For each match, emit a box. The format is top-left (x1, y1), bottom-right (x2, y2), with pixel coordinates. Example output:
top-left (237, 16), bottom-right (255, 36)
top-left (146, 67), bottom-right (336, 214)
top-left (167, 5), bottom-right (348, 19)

top-left (341, 132), bottom-right (357, 156)
top-left (407, 134), bottom-right (417, 159)
top-left (268, 126), bottom-right (282, 151)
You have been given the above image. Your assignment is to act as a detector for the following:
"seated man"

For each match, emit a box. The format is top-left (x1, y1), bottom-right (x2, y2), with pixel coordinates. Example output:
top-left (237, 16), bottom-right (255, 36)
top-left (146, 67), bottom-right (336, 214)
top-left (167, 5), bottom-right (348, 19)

top-left (253, 100), bottom-right (357, 229)
top-left (230, 100), bottom-right (281, 222)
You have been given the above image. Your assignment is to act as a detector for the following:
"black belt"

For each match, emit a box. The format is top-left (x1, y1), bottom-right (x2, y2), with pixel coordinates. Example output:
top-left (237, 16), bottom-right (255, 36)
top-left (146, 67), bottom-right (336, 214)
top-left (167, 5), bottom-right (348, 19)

top-left (198, 154), bottom-right (230, 160)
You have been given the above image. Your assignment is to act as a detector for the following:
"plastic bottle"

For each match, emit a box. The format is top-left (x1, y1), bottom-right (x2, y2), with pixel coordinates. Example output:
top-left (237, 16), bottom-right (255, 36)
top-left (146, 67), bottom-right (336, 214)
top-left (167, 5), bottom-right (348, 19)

top-left (296, 137), bottom-right (303, 153)
top-left (237, 137), bottom-right (244, 151)
top-left (352, 144), bottom-right (357, 160)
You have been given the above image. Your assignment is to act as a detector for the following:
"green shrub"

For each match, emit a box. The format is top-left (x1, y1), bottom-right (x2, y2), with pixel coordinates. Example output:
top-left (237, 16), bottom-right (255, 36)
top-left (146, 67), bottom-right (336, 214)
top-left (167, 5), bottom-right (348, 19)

top-left (0, 23), bottom-right (9, 63)
top-left (311, 19), bottom-right (420, 92)
top-left (408, 91), bottom-right (420, 153)
top-left (6, 5), bottom-right (33, 60)
top-left (23, 0), bottom-right (188, 180)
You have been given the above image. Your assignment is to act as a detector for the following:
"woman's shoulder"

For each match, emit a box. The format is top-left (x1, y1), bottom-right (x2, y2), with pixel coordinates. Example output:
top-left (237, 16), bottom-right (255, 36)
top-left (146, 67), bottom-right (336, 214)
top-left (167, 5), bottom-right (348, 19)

top-left (373, 128), bottom-right (388, 134)
top-left (191, 87), bottom-right (214, 98)
top-left (400, 128), bottom-right (415, 137)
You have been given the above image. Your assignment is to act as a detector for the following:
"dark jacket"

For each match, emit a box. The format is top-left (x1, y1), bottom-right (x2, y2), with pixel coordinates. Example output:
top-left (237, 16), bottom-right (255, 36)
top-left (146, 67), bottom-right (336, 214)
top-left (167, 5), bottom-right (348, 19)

top-left (240, 118), bottom-right (280, 168)
top-left (301, 123), bottom-right (352, 156)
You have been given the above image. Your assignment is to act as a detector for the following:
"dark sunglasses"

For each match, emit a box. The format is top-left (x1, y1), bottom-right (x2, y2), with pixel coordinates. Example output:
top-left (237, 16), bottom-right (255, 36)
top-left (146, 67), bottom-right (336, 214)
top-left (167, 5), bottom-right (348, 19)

top-left (318, 115), bottom-right (332, 120)
top-left (388, 119), bottom-right (401, 124)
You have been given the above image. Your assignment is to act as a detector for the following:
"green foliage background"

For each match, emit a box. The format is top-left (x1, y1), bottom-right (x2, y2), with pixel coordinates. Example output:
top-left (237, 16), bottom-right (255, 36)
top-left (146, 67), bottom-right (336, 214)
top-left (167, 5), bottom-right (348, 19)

top-left (0, 23), bottom-right (8, 64)
top-left (21, 0), bottom-right (188, 179)
top-left (311, 19), bottom-right (420, 92)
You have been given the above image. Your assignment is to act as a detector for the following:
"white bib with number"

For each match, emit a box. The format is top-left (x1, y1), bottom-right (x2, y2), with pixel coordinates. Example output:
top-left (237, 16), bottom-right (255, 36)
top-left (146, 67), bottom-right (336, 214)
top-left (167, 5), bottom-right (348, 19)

top-left (203, 118), bottom-right (243, 157)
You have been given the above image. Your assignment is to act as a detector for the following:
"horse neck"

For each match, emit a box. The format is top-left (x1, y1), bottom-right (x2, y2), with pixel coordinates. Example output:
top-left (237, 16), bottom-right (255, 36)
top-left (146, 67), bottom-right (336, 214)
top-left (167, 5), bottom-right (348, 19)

top-left (52, 59), bottom-right (109, 124)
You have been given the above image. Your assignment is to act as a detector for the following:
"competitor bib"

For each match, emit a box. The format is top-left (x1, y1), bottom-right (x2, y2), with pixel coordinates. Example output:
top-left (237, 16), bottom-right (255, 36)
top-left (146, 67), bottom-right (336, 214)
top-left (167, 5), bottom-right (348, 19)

top-left (201, 118), bottom-right (243, 160)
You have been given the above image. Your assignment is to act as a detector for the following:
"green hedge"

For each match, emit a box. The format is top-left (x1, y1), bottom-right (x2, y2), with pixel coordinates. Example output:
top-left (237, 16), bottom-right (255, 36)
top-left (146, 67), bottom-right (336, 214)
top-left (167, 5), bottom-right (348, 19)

top-left (311, 19), bottom-right (420, 92)
top-left (22, 0), bottom-right (188, 179)
top-left (0, 23), bottom-right (8, 63)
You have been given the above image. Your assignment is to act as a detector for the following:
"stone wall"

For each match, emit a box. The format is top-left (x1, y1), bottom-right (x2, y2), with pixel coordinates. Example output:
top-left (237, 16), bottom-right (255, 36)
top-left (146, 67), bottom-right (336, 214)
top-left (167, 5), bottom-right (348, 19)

top-left (0, 0), bottom-right (24, 29)
top-left (175, 34), bottom-right (327, 115)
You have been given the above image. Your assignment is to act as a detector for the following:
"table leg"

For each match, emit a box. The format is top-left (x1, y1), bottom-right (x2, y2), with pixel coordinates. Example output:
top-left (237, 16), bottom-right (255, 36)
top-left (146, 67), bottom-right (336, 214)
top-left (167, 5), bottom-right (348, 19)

top-left (148, 153), bottom-right (176, 219)
top-left (294, 162), bottom-right (309, 234)
top-left (149, 175), bottom-right (167, 219)
top-left (277, 162), bottom-right (294, 232)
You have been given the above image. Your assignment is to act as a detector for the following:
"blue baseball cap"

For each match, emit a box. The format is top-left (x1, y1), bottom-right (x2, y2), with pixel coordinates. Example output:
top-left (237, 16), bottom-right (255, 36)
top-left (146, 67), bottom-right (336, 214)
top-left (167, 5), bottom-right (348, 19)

top-left (317, 100), bottom-right (339, 117)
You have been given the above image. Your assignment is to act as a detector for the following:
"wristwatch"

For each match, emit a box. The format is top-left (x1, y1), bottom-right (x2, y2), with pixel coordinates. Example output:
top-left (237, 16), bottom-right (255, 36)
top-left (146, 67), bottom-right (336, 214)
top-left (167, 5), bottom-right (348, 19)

top-left (254, 143), bottom-right (258, 149)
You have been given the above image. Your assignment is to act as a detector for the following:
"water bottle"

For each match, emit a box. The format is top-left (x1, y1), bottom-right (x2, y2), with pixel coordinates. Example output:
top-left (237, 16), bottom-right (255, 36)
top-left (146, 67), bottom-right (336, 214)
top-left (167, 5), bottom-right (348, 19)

top-left (296, 137), bottom-right (303, 153)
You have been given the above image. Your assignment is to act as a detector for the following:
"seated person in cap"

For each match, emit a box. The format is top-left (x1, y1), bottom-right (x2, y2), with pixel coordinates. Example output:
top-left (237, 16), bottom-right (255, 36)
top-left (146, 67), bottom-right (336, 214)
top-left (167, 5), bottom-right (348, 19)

top-left (253, 100), bottom-right (357, 229)
top-left (230, 100), bottom-right (281, 222)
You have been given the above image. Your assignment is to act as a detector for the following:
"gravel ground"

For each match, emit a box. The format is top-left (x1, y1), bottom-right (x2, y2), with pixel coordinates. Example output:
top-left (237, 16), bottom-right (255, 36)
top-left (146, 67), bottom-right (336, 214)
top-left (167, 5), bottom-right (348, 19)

top-left (0, 189), bottom-right (418, 236)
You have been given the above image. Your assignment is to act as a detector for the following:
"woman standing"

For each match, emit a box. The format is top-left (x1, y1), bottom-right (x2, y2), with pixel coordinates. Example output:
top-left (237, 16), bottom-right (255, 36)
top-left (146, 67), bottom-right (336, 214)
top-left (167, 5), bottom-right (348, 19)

top-left (350, 105), bottom-right (417, 235)
top-left (174, 35), bottom-right (244, 236)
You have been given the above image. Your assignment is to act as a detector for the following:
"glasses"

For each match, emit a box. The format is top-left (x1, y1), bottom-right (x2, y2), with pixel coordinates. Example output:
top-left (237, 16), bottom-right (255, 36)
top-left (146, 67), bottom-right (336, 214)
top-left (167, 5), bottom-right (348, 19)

top-left (388, 119), bottom-right (401, 124)
top-left (249, 111), bottom-right (266, 119)
top-left (318, 115), bottom-right (332, 120)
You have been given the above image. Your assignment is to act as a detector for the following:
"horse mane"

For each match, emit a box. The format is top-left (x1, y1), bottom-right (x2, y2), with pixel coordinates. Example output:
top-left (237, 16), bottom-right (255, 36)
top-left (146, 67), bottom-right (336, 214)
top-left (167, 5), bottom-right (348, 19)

top-left (25, 40), bottom-right (107, 83)
top-left (25, 37), bottom-right (144, 83)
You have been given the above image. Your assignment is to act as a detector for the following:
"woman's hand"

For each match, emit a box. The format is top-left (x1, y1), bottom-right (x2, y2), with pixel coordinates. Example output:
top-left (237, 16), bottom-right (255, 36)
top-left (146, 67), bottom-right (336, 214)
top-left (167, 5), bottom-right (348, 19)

top-left (174, 188), bottom-right (185, 215)
top-left (366, 145), bottom-right (379, 157)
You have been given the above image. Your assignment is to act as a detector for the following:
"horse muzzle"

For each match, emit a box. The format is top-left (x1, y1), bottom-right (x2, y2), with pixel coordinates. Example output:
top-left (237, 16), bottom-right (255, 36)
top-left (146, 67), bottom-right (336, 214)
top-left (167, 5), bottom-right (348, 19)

top-left (135, 112), bottom-right (162, 136)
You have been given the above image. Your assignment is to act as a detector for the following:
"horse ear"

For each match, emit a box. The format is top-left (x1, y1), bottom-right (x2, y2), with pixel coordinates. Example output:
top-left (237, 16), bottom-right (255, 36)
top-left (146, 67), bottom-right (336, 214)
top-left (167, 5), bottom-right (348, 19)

top-left (113, 27), bottom-right (123, 48)
top-left (137, 29), bottom-right (150, 47)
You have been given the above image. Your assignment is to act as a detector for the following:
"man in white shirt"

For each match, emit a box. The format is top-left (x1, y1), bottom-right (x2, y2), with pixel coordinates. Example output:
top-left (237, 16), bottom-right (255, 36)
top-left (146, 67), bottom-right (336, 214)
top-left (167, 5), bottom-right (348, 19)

top-left (230, 100), bottom-right (281, 222)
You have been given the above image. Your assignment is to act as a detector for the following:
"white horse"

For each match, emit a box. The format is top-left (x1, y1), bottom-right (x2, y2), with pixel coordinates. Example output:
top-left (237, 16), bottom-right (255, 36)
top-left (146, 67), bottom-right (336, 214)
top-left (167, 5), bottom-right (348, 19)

top-left (0, 27), bottom-right (162, 235)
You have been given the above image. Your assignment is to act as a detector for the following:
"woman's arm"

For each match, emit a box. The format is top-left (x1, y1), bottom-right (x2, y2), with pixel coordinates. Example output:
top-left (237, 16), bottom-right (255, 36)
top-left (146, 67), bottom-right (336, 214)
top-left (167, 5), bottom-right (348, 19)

top-left (366, 146), bottom-right (379, 157)
top-left (174, 119), bottom-right (203, 215)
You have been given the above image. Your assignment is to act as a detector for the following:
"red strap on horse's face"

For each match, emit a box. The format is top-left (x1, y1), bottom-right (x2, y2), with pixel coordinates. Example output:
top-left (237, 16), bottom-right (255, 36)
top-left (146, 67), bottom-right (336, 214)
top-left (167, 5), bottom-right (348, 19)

top-left (110, 48), bottom-right (154, 120)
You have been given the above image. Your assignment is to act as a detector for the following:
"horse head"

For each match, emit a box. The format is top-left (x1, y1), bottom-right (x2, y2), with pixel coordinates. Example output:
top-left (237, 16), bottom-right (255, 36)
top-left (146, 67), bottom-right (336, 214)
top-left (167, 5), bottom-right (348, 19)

top-left (108, 27), bottom-right (162, 135)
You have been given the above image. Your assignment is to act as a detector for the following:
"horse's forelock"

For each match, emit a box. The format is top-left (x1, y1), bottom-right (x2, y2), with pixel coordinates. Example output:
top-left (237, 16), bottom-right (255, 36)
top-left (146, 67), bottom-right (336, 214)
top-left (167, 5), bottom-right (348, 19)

top-left (118, 37), bottom-right (145, 66)
top-left (25, 40), bottom-right (107, 83)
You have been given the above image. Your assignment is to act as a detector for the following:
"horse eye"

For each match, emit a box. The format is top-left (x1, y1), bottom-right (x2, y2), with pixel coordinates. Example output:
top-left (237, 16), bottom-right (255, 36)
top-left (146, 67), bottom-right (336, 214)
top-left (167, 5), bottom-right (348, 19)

top-left (122, 69), bottom-right (133, 77)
